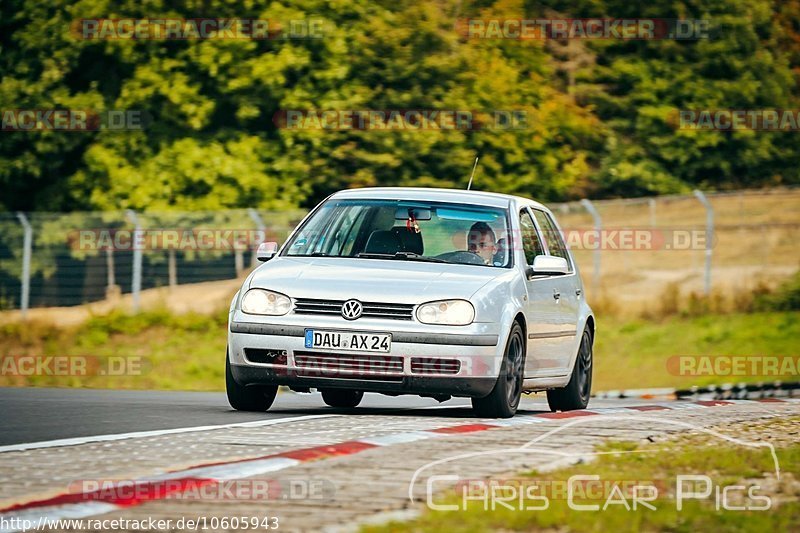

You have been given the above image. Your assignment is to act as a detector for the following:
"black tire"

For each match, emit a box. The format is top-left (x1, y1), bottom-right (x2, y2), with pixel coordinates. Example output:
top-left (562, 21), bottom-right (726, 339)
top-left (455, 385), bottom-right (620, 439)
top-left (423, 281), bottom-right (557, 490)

top-left (471, 322), bottom-right (525, 418)
top-left (320, 389), bottom-right (364, 408)
top-left (226, 351), bottom-right (278, 411)
top-left (547, 327), bottom-right (593, 412)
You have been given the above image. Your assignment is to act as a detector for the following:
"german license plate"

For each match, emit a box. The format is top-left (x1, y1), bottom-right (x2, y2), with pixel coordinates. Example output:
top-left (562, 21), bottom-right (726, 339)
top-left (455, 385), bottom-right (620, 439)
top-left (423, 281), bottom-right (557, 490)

top-left (304, 329), bottom-right (392, 353)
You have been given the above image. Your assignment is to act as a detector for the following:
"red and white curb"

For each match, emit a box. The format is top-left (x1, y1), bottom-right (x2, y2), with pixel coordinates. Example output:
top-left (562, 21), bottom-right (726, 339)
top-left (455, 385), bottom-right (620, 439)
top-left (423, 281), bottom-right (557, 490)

top-left (0, 399), bottom-right (796, 532)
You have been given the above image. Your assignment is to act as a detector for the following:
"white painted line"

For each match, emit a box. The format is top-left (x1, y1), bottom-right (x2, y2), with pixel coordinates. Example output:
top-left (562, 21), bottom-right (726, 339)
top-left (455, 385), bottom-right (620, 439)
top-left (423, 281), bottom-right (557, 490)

top-left (0, 414), bottom-right (338, 453)
top-left (489, 416), bottom-right (547, 426)
top-left (201, 457), bottom-right (302, 482)
top-left (586, 407), bottom-right (633, 414)
top-left (359, 431), bottom-right (440, 446)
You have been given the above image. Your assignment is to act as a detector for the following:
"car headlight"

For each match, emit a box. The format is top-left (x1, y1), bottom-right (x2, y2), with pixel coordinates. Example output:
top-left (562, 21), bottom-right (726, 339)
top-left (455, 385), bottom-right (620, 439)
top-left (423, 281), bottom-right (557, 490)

top-left (241, 289), bottom-right (292, 316)
top-left (416, 300), bottom-right (475, 325)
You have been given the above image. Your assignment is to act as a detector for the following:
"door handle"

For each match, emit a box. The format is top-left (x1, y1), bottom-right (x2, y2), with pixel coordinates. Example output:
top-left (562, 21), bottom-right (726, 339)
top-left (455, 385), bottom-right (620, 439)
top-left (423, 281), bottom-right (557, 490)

top-left (553, 290), bottom-right (561, 300)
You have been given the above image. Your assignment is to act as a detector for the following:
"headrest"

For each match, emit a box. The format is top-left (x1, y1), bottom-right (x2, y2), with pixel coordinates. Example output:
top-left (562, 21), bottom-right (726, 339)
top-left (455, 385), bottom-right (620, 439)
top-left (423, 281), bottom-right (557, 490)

top-left (364, 227), bottom-right (425, 255)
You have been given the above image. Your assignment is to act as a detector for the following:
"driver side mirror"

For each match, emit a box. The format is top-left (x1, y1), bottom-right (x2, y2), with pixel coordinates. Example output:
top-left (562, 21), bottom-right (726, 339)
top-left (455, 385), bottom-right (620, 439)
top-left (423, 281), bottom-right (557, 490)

top-left (256, 241), bottom-right (280, 262)
top-left (527, 255), bottom-right (569, 277)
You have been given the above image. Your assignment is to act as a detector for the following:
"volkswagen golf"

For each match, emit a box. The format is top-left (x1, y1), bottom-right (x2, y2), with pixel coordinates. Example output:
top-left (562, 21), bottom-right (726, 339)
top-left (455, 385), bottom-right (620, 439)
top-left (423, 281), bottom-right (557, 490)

top-left (226, 188), bottom-right (595, 418)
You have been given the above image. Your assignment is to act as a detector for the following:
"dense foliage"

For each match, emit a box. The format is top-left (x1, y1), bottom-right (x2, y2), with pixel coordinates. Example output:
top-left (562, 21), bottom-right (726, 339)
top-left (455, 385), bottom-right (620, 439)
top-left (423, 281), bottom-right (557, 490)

top-left (1, 0), bottom-right (797, 212)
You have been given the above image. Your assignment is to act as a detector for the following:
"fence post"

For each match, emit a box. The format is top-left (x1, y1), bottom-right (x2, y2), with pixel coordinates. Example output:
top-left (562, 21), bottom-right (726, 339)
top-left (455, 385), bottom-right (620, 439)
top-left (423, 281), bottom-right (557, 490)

top-left (693, 190), bottom-right (714, 295)
top-left (15, 213), bottom-right (32, 319)
top-left (248, 208), bottom-right (267, 267)
top-left (125, 209), bottom-right (142, 312)
top-left (648, 198), bottom-right (656, 227)
top-left (579, 199), bottom-right (602, 293)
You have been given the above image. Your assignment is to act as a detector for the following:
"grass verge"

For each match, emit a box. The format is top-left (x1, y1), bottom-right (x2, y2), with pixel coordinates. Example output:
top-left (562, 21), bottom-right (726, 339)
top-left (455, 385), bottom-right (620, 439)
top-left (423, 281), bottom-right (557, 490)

top-left (595, 311), bottom-right (800, 390)
top-left (0, 310), bottom-right (797, 391)
top-left (363, 419), bottom-right (800, 532)
top-left (0, 308), bottom-right (228, 390)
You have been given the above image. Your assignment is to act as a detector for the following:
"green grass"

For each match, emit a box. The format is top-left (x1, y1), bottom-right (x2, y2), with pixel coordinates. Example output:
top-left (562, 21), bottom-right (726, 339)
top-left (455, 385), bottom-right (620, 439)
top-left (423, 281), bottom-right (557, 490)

top-left (363, 428), bottom-right (800, 532)
top-left (0, 308), bottom-right (228, 390)
top-left (0, 310), bottom-right (797, 391)
top-left (594, 312), bottom-right (800, 391)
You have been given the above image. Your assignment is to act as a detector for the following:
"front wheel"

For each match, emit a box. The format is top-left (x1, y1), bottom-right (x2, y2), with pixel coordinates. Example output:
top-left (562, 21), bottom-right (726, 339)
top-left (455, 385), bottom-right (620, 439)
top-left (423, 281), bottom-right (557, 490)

top-left (471, 322), bottom-right (525, 418)
top-left (321, 389), bottom-right (364, 408)
top-left (547, 327), bottom-right (593, 412)
top-left (226, 352), bottom-right (278, 411)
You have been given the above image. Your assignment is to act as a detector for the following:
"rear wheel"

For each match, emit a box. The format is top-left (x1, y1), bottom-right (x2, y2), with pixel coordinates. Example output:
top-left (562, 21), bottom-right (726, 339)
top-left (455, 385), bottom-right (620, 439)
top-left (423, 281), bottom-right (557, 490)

top-left (547, 327), bottom-right (593, 412)
top-left (226, 352), bottom-right (278, 411)
top-left (471, 322), bottom-right (525, 418)
top-left (321, 389), bottom-right (364, 408)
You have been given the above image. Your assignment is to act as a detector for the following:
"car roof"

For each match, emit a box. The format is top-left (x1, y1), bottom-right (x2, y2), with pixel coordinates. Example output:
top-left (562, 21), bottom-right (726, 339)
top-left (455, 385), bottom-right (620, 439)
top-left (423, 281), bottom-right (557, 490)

top-left (330, 187), bottom-right (549, 211)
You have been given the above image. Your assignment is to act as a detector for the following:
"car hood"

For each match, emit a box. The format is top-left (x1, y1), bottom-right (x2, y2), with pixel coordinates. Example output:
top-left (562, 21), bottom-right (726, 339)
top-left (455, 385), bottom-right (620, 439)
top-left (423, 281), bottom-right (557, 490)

top-left (248, 256), bottom-right (505, 303)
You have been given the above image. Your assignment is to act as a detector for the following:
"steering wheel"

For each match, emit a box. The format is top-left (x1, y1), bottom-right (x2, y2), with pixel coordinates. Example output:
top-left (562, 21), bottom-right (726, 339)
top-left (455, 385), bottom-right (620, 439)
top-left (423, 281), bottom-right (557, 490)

top-left (435, 250), bottom-right (486, 265)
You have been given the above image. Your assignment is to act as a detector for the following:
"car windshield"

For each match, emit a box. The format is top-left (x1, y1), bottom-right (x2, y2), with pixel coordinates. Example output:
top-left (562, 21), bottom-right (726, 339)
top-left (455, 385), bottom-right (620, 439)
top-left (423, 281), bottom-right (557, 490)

top-left (284, 199), bottom-right (512, 268)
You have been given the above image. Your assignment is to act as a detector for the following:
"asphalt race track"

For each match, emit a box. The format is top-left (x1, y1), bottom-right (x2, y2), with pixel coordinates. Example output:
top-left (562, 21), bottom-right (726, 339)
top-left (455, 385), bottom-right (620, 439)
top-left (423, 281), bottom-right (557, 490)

top-left (0, 387), bottom-right (666, 447)
top-left (0, 387), bottom-right (797, 532)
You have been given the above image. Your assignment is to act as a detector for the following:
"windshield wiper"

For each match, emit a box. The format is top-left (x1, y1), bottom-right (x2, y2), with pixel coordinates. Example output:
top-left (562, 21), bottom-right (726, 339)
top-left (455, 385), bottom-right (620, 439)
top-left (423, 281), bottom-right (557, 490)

top-left (355, 251), bottom-right (447, 263)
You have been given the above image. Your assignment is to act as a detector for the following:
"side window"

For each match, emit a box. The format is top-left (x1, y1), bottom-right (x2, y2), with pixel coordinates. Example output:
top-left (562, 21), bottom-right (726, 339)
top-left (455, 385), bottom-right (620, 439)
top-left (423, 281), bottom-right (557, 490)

top-left (519, 210), bottom-right (544, 265)
top-left (532, 209), bottom-right (572, 270)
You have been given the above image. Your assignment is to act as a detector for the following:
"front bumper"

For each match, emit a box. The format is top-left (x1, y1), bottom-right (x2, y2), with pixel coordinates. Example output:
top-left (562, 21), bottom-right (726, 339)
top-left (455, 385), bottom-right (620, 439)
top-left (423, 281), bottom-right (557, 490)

top-left (227, 316), bottom-right (504, 398)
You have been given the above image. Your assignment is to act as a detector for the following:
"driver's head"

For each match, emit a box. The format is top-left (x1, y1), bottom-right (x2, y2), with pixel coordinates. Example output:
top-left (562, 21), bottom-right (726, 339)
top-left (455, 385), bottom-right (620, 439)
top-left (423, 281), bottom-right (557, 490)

top-left (467, 222), bottom-right (497, 264)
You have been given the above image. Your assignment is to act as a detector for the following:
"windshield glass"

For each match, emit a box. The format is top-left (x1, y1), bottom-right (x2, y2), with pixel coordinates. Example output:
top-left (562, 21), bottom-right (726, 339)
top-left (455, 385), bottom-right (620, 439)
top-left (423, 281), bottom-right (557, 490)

top-left (284, 199), bottom-right (512, 268)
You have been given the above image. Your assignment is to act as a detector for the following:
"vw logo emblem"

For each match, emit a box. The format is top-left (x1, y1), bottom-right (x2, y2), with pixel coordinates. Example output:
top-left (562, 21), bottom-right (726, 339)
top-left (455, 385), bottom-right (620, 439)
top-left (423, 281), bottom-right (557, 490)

top-left (341, 299), bottom-right (363, 320)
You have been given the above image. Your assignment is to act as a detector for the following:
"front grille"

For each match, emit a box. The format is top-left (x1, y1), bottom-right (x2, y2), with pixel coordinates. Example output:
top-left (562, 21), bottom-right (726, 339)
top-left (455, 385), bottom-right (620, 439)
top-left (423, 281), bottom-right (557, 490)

top-left (293, 298), bottom-right (415, 320)
top-left (294, 351), bottom-right (404, 380)
top-left (410, 358), bottom-right (461, 375)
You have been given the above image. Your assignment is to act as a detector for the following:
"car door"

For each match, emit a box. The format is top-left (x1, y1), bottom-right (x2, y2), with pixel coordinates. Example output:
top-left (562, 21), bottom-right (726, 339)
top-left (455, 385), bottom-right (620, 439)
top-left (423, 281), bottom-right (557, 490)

top-left (530, 208), bottom-right (581, 374)
top-left (519, 208), bottom-right (567, 377)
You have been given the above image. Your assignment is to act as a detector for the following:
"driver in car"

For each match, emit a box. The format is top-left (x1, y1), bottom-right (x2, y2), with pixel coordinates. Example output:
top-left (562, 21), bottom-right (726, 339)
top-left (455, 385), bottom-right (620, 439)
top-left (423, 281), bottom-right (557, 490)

top-left (467, 222), bottom-right (498, 265)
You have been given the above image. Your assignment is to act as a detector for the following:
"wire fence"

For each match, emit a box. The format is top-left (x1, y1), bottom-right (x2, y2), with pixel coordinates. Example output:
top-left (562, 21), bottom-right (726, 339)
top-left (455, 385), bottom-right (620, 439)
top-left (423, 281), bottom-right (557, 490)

top-left (0, 209), bottom-right (306, 314)
top-left (1, 188), bottom-right (798, 315)
top-left (555, 187), bottom-right (800, 309)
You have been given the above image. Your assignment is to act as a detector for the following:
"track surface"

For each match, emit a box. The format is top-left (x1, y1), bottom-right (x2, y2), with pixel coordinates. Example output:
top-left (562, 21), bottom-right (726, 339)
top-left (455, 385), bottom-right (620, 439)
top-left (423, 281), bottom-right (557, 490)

top-left (1, 388), bottom-right (796, 532)
top-left (0, 387), bottom-right (666, 447)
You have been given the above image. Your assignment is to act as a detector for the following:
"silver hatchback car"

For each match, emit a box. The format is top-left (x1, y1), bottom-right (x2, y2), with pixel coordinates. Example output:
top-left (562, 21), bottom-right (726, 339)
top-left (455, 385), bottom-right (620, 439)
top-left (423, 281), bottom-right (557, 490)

top-left (227, 188), bottom-right (595, 417)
